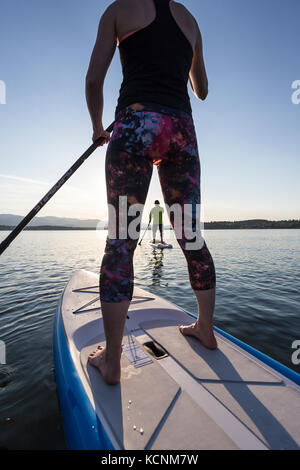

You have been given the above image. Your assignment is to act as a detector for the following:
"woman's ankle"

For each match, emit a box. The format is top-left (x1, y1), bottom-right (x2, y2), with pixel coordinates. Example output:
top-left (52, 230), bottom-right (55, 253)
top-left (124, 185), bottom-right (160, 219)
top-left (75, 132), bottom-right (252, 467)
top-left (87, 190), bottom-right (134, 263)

top-left (105, 345), bottom-right (122, 362)
top-left (196, 316), bottom-right (214, 329)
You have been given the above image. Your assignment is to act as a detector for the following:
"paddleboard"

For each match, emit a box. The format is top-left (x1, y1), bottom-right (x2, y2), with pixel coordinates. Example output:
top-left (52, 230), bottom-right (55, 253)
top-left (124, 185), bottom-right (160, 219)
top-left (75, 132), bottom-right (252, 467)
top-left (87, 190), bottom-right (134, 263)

top-left (53, 269), bottom-right (300, 450)
top-left (149, 242), bottom-right (173, 249)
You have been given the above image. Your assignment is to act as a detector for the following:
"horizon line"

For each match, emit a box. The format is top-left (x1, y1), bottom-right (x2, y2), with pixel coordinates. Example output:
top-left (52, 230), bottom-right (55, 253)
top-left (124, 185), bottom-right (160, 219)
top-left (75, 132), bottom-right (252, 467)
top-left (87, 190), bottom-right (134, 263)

top-left (0, 214), bottom-right (299, 224)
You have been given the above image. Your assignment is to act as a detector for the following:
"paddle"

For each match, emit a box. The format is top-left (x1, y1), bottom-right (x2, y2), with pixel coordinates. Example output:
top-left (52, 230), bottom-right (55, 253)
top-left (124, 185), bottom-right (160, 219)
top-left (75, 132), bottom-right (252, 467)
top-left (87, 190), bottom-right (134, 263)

top-left (138, 222), bottom-right (150, 246)
top-left (0, 121), bottom-right (115, 256)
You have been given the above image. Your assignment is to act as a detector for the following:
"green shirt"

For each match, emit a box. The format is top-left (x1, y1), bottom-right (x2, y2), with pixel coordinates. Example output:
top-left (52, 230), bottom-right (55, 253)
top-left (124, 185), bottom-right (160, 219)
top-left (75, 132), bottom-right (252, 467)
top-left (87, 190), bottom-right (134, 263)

top-left (149, 206), bottom-right (164, 225)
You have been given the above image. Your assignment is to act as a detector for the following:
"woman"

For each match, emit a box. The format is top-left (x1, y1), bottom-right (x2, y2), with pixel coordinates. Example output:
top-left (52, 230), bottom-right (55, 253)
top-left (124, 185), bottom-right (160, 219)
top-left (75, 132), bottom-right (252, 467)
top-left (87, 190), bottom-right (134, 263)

top-left (85, 0), bottom-right (217, 385)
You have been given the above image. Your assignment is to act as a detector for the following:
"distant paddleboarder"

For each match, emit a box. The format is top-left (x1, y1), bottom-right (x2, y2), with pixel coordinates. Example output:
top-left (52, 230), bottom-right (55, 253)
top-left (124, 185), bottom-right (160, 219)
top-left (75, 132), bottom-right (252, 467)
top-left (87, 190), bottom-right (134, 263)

top-left (149, 200), bottom-right (166, 244)
top-left (85, 0), bottom-right (217, 385)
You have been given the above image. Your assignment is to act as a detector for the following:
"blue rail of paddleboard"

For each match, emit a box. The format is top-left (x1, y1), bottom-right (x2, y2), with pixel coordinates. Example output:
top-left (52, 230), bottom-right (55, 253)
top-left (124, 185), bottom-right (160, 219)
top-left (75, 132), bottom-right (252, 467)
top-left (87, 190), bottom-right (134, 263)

top-left (186, 310), bottom-right (300, 386)
top-left (53, 296), bottom-right (114, 450)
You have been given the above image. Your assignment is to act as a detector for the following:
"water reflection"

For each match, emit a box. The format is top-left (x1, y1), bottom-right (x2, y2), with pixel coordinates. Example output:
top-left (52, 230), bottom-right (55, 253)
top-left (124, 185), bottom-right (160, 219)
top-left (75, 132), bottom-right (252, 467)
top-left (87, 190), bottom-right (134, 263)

top-left (148, 247), bottom-right (164, 286)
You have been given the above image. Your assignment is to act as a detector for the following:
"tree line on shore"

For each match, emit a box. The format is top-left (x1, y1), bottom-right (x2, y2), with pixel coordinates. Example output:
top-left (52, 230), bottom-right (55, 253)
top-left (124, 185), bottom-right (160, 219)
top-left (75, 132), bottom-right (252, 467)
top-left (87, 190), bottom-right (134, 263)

top-left (0, 219), bottom-right (299, 231)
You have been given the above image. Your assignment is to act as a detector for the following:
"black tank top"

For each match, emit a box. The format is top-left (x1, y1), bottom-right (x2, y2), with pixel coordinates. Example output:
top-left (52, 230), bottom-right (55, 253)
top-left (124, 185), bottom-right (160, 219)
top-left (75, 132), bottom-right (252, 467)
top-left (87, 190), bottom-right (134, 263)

top-left (115, 0), bottom-right (194, 117)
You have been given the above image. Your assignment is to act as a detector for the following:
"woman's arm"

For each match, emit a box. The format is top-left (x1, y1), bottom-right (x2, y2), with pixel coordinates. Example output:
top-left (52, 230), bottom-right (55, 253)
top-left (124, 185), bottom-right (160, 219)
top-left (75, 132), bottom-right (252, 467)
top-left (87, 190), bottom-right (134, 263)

top-left (189, 23), bottom-right (208, 101)
top-left (86, 3), bottom-right (117, 144)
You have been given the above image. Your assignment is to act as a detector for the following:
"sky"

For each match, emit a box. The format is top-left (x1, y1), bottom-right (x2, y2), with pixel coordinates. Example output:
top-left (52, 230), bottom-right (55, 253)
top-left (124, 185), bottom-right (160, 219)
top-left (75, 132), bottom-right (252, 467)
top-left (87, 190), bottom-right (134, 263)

top-left (0, 0), bottom-right (299, 223)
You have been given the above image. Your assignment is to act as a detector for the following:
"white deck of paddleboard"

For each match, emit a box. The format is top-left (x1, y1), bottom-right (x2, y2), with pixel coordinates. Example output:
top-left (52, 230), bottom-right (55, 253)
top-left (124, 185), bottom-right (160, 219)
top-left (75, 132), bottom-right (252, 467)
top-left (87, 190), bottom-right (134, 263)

top-left (60, 270), bottom-right (300, 450)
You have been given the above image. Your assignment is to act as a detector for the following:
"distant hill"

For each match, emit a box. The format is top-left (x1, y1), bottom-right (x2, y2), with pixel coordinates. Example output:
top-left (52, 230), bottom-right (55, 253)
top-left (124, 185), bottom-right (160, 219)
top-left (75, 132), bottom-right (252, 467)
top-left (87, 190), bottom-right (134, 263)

top-left (0, 214), bottom-right (101, 229)
top-left (0, 215), bottom-right (299, 230)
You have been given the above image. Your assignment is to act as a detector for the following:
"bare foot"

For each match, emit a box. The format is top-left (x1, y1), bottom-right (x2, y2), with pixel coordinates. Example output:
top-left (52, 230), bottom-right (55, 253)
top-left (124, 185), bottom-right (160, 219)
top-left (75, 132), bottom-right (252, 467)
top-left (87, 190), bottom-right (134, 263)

top-left (88, 345), bottom-right (121, 385)
top-left (179, 320), bottom-right (218, 350)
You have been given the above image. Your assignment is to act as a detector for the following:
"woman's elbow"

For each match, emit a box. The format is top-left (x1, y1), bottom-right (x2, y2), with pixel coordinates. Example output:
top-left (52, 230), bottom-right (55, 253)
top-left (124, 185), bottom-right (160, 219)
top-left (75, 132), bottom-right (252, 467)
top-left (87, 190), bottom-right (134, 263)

top-left (85, 71), bottom-right (104, 91)
top-left (195, 85), bottom-right (208, 101)
top-left (199, 88), bottom-right (208, 101)
top-left (86, 75), bottom-right (98, 90)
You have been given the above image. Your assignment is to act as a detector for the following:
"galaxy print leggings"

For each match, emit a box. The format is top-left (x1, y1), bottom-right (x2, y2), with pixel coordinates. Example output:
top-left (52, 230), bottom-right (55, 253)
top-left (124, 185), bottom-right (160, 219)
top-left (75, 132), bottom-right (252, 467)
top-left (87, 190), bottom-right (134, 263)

top-left (100, 102), bottom-right (216, 302)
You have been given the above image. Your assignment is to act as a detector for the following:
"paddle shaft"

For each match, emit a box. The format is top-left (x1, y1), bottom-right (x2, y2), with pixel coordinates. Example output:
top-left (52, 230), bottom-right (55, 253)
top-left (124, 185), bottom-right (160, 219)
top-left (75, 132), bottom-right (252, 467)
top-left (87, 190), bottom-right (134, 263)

top-left (138, 222), bottom-right (150, 245)
top-left (0, 121), bottom-right (115, 256)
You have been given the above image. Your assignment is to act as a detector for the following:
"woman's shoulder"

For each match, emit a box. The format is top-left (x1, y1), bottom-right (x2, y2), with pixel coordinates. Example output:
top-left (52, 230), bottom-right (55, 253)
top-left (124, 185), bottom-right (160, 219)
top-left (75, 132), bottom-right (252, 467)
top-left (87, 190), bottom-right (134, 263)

top-left (112, 0), bottom-right (199, 50)
top-left (171, 1), bottom-right (199, 32)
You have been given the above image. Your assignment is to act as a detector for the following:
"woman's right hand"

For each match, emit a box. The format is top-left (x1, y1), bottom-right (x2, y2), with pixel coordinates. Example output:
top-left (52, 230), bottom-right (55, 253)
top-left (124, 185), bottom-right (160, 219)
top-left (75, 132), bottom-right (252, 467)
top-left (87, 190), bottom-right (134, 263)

top-left (93, 127), bottom-right (111, 146)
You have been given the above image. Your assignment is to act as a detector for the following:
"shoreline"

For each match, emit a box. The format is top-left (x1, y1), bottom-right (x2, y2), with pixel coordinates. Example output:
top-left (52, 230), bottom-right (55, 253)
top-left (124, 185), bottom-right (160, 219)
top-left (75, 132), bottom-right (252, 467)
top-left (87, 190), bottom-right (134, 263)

top-left (1, 225), bottom-right (300, 231)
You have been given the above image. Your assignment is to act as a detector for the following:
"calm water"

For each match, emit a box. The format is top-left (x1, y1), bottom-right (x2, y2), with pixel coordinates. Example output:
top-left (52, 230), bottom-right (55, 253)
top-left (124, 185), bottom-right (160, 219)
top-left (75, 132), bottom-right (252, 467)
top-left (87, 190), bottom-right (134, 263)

top-left (0, 229), bottom-right (299, 449)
